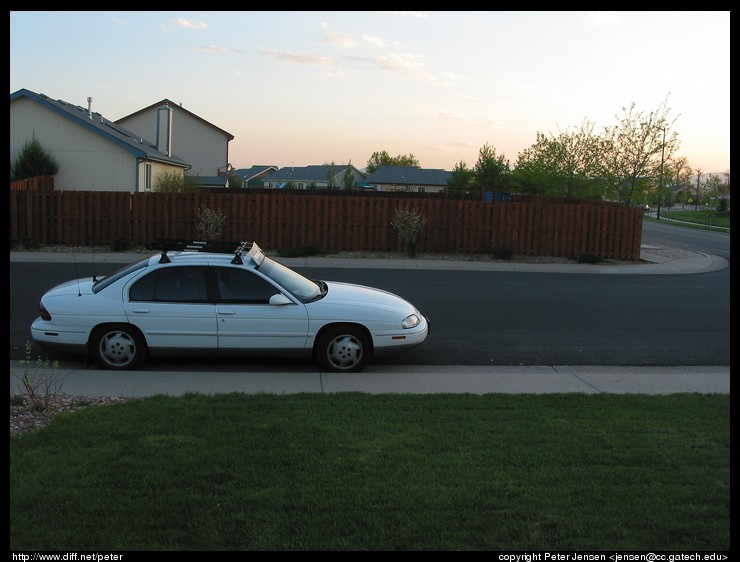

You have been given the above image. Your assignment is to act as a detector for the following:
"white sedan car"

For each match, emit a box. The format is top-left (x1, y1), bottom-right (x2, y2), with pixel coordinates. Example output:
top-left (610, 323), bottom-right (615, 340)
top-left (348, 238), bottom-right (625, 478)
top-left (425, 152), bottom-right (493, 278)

top-left (31, 241), bottom-right (429, 373)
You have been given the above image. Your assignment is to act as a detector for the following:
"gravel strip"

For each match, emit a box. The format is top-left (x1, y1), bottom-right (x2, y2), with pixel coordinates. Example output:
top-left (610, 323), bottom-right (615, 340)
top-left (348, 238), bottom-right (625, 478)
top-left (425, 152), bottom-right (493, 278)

top-left (10, 394), bottom-right (134, 437)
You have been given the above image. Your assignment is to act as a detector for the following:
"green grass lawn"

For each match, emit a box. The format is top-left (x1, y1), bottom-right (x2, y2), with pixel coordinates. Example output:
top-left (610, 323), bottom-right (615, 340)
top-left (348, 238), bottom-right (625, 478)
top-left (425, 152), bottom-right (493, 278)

top-left (10, 392), bottom-right (730, 551)
top-left (646, 208), bottom-right (730, 231)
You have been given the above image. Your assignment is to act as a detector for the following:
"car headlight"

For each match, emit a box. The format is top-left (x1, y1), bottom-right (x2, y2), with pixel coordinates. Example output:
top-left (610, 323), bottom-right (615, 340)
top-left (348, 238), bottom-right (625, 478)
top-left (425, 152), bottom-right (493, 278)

top-left (402, 314), bottom-right (421, 329)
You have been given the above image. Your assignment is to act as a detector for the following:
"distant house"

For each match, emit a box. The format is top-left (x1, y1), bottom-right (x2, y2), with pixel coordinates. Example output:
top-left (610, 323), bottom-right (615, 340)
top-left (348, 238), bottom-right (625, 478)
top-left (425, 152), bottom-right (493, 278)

top-left (189, 176), bottom-right (229, 189)
top-left (230, 165), bottom-right (279, 188)
top-left (261, 164), bottom-right (366, 189)
top-left (364, 166), bottom-right (452, 193)
top-left (116, 99), bottom-right (234, 178)
top-left (10, 88), bottom-right (189, 192)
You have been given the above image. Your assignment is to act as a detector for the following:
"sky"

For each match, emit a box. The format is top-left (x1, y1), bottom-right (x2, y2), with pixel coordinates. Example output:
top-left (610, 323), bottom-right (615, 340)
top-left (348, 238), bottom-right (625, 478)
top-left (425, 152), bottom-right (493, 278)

top-left (9, 11), bottom-right (730, 175)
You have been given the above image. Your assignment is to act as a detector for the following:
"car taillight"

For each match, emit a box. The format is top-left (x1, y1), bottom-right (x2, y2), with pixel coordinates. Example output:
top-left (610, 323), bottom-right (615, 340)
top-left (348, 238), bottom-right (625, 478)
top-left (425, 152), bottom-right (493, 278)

top-left (39, 302), bottom-right (52, 321)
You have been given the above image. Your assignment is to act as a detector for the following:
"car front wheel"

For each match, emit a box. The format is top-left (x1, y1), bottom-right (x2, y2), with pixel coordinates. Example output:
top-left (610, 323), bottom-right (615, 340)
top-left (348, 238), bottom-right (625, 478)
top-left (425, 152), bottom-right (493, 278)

top-left (315, 324), bottom-right (371, 373)
top-left (90, 324), bottom-right (147, 370)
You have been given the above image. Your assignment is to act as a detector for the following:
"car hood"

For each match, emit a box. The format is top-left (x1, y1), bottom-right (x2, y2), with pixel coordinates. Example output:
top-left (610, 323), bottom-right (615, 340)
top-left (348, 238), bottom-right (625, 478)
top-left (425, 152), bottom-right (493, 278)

top-left (320, 281), bottom-right (418, 314)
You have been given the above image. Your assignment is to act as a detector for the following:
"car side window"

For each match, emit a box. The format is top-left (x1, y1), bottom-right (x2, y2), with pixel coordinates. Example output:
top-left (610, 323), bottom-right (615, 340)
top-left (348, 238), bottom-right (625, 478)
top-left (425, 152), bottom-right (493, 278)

top-left (129, 267), bottom-right (209, 303)
top-left (215, 267), bottom-right (279, 304)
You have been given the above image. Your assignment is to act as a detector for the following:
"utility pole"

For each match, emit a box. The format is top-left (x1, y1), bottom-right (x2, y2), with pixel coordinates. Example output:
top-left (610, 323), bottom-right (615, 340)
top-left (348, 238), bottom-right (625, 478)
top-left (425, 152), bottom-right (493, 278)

top-left (656, 127), bottom-right (666, 221)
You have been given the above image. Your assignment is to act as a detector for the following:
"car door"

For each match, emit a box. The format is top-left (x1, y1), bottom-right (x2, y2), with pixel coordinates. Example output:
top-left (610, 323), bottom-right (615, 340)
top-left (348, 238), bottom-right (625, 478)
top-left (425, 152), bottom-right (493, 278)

top-left (213, 266), bottom-right (309, 350)
top-left (124, 265), bottom-right (218, 350)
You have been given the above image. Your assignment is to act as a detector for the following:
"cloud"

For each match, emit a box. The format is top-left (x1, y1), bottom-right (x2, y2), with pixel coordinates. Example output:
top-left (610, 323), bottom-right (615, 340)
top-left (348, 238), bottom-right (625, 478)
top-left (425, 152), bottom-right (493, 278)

top-left (171, 18), bottom-right (208, 30)
top-left (384, 11), bottom-right (429, 19)
top-left (361, 35), bottom-right (386, 48)
top-left (581, 11), bottom-right (619, 27)
top-left (187, 45), bottom-right (246, 55)
top-left (434, 110), bottom-right (477, 125)
top-left (259, 47), bottom-right (334, 66)
top-left (343, 51), bottom-right (446, 84)
top-left (317, 32), bottom-right (358, 48)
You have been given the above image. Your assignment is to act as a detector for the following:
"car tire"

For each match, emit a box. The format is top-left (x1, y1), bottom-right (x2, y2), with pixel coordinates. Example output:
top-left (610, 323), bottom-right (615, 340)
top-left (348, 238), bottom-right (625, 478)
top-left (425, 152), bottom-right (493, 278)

top-left (90, 324), bottom-right (147, 370)
top-left (315, 324), bottom-right (372, 373)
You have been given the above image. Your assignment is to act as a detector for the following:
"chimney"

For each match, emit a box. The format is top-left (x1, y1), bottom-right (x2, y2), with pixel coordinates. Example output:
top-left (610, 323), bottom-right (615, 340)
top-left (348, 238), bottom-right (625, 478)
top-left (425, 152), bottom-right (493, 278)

top-left (156, 102), bottom-right (173, 157)
top-left (87, 97), bottom-right (93, 119)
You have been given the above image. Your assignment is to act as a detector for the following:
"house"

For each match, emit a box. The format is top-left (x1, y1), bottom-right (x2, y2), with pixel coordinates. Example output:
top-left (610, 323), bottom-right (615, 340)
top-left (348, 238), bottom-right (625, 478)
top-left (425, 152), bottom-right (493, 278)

top-left (116, 99), bottom-right (234, 178)
top-left (230, 165), bottom-right (279, 188)
top-left (364, 166), bottom-right (452, 193)
top-left (10, 88), bottom-right (189, 192)
top-left (189, 176), bottom-right (229, 189)
top-left (261, 164), bottom-right (366, 189)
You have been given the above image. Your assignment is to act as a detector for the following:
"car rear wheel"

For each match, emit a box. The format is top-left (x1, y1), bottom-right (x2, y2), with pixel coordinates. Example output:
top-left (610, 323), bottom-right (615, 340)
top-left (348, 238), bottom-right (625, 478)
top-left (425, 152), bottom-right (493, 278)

top-left (90, 324), bottom-right (147, 370)
top-left (315, 324), bottom-right (371, 373)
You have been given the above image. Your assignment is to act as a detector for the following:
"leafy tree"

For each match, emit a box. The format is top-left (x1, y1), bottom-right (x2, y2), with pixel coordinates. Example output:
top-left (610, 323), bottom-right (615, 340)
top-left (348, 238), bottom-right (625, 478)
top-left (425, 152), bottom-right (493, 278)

top-left (472, 143), bottom-right (510, 195)
top-left (11, 135), bottom-right (59, 181)
top-left (447, 161), bottom-right (475, 192)
top-left (661, 156), bottom-right (692, 207)
top-left (546, 121), bottom-right (603, 199)
top-left (154, 170), bottom-right (198, 193)
top-left (227, 173), bottom-right (243, 189)
top-left (326, 162), bottom-right (336, 190)
top-left (366, 151), bottom-right (419, 174)
top-left (703, 174), bottom-right (725, 204)
top-left (511, 136), bottom-right (553, 196)
top-left (598, 97), bottom-right (680, 206)
top-left (342, 163), bottom-right (356, 190)
top-left (692, 168), bottom-right (703, 210)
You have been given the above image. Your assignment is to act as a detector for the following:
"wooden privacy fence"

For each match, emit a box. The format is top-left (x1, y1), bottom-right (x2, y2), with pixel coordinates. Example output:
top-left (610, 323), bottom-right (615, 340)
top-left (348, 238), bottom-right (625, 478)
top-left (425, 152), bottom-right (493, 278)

top-left (9, 190), bottom-right (644, 260)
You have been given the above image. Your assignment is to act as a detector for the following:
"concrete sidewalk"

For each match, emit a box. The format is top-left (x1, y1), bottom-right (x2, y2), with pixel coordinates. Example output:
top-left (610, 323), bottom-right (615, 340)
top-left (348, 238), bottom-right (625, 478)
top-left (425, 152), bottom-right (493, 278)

top-left (9, 244), bottom-right (730, 274)
top-left (8, 362), bottom-right (730, 397)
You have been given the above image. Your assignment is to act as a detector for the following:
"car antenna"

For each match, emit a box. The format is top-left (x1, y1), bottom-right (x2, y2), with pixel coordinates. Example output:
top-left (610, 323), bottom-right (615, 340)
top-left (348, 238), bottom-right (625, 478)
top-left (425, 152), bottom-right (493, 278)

top-left (91, 248), bottom-right (98, 283)
top-left (73, 247), bottom-right (82, 297)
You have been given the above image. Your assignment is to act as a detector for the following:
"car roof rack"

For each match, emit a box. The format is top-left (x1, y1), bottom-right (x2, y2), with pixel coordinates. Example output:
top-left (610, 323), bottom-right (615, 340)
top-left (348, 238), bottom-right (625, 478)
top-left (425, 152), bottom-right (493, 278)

top-left (146, 239), bottom-right (254, 264)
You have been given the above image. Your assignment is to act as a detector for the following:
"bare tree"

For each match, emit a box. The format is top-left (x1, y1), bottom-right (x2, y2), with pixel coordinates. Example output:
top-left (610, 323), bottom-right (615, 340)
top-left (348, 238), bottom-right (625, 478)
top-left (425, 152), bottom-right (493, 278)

top-left (693, 168), bottom-right (703, 210)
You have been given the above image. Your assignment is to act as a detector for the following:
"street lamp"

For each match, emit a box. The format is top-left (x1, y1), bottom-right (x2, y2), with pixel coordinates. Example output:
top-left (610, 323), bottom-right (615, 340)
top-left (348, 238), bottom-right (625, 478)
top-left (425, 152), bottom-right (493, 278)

top-left (656, 127), bottom-right (666, 221)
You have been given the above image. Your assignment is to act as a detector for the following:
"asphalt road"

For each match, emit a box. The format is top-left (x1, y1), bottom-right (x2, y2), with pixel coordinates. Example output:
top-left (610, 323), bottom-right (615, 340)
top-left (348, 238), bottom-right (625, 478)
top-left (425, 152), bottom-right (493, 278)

top-left (9, 245), bottom-right (730, 368)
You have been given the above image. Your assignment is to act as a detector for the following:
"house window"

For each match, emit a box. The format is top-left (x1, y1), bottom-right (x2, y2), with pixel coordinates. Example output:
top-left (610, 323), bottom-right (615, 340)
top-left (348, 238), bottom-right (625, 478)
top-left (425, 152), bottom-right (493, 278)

top-left (144, 163), bottom-right (153, 191)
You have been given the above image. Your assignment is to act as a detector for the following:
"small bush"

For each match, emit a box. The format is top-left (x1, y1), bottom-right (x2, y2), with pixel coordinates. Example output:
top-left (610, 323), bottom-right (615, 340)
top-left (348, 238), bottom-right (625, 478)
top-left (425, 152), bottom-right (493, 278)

top-left (391, 207), bottom-right (427, 258)
top-left (11, 135), bottom-right (59, 181)
top-left (491, 245), bottom-right (515, 260)
top-left (276, 247), bottom-right (332, 258)
top-left (110, 237), bottom-right (134, 252)
top-left (195, 205), bottom-right (227, 241)
top-left (574, 253), bottom-right (602, 264)
top-left (12, 341), bottom-right (63, 412)
top-left (154, 170), bottom-right (199, 193)
top-left (14, 236), bottom-right (41, 250)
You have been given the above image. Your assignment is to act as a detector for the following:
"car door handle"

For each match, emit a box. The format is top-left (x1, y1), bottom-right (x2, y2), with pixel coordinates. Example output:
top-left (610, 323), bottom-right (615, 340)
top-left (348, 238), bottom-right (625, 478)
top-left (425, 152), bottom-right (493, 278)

top-left (217, 309), bottom-right (236, 315)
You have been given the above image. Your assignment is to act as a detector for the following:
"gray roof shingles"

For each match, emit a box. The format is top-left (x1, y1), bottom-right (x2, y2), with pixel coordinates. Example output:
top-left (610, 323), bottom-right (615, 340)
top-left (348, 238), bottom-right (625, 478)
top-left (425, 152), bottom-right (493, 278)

top-left (10, 89), bottom-right (189, 167)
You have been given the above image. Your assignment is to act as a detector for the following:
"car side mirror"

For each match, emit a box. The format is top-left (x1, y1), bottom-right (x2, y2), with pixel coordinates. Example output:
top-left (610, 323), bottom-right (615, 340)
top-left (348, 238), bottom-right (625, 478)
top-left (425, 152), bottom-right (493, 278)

top-left (269, 293), bottom-right (293, 306)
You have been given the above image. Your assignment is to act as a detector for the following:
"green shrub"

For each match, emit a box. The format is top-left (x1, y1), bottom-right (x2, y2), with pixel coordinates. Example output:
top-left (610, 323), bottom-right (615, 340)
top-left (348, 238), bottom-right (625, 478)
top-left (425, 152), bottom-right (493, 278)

top-left (391, 207), bottom-right (427, 258)
top-left (491, 245), bottom-right (515, 260)
top-left (11, 135), bottom-right (59, 181)
top-left (11, 341), bottom-right (62, 412)
top-left (276, 247), bottom-right (332, 258)
top-left (154, 170), bottom-right (199, 193)
top-left (110, 237), bottom-right (134, 252)
top-left (575, 253), bottom-right (602, 263)
top-left (195, 205), bottom-right (227, 241)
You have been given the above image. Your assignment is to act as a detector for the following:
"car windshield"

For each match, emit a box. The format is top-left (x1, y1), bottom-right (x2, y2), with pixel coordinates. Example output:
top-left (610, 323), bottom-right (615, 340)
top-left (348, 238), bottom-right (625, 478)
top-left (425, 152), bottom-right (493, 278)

top-left (256, 256), bottom-right (322, 301)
